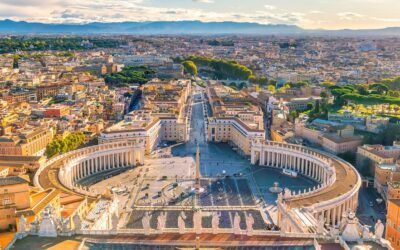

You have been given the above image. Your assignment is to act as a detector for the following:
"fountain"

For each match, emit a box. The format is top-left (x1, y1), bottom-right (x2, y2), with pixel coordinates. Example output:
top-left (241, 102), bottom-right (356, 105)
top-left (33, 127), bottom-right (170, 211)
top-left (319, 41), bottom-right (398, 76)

top-left (269, 182), bottom-right (283, 193)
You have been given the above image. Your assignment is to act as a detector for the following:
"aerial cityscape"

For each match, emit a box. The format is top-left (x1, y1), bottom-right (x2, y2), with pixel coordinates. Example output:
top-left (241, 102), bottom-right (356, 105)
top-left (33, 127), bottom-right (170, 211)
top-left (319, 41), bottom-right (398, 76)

top-left (0, 1), bottom-right (400, 250)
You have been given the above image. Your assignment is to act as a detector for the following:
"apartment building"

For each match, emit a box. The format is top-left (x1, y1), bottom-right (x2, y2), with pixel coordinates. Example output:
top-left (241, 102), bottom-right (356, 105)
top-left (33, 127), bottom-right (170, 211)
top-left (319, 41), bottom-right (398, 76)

top-left (295, 118), bottom-right (363, 154)
top-left (357, 143), bottom-right (400, 176)
top-left (99, 80), bottom-right (191, 154)
top-left (386, 199), bottom-right (400, 249)
top-left (208, 117), bottom-right (264, 155)
top-left (0, 176), bottom-right (30, 230)
top-left (0, 127), bottom-right (54, 156)
top-left (206, 83), bottom-right (265, 156)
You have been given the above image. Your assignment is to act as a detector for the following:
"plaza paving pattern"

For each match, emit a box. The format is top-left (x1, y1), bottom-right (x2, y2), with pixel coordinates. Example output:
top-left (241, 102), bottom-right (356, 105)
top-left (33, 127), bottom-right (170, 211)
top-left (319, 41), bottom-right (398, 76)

top-left (123, 90), bottom-right (316, 229)
top-left (172, 90), bottom-right (316, 204)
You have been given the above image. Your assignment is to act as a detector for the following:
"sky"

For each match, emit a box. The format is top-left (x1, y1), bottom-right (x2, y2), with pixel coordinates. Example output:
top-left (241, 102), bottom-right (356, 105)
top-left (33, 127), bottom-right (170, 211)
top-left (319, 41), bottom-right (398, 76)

top-left (1, 0), bottom-right (400, 30)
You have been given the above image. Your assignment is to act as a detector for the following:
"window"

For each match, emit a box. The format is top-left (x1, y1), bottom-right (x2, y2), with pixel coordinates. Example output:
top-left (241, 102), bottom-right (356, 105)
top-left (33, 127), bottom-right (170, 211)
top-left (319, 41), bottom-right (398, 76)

top-left (3, 196), bottom-right (11, 206)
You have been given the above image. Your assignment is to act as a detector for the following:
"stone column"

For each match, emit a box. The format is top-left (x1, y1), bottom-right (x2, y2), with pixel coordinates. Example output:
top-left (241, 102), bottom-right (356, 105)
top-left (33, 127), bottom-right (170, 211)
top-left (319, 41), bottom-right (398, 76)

top-left (116, 153), bottom-right (120, 167)
top-left (276, 153), bottom-right (280, 167)
top-left (79, 163), bottom-right (83, 179)
top-left (326, 208), bottom-right (331, 225)
top-left (84, 161), bottom-right (88, 177)
top-left (271, 152), bottom-right (274, 166)
top-left (290, 156), bottom-right (294, 169)
top-left (95, 157), bottom-right (99, 173)
top-left (312, 163), bottom-right (315, 179)
top-left (124, 152), bottom-right (128, 166)
top-left (78, 163), bottom-right (82, 179)
top-left (337, 204), bottom-right (343, 226)
top-left (291, 156), bottom-right (294, 169)
top-left (130, 151), bottom-right (134, 166)
top-left (89, 158), bottom-right (93, 174)
top-left (260, 150), bottom-right (265, 166)
top-left (72, 165), bottom-right (76, 181)
top-left (74, 164), bottom-right (78, 181)
top-left (332, 206), bottom-right (337, 226)
top-left (283, 154), bottom-right (287, 169)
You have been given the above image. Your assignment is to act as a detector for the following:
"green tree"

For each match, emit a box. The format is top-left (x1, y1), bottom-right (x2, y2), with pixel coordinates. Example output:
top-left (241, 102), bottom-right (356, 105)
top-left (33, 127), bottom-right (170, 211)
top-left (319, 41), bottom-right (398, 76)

top-left (320, 91), bottom-right (328, 99)
top-left (288, 110), bottom-right (300, 122)
top-left (13, 54), bottom-right (19, 69)
top-left (379, 124), bottom-right (400, 145)
top-left (248, 75), bottom-right (257, 83)
top-left (182, 60), bottom-right (198, 76)
top-left (314, 100), bottom-right (320, 113)
top-left (257, 76), bottom-right (268, 86)
top-left (321, 80), bottom-right (335, 88)
top-left (295, 81), bottom-right (309, 88)
top-left (45, 132), bottom-right (86, 158)
top-left (356, 84), bottom-right (369, 95)
top-left (370, 83), bottom-right (389, 95)
top-left (388, 90), bottom-right (400, 98)
top-left (268, 79), bottom-right (277, 86)
top-left (267, 85), bottom-right (276, 93)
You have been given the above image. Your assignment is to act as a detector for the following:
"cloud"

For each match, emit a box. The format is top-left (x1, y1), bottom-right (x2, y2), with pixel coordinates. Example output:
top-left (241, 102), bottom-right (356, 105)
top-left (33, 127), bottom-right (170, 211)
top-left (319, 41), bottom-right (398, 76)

top-left (264, 5), bottom-right (276, 10)
top-left (337, 12), bottom-right (364, 21)
top-left (372, 17), bottom-right (400, 22)
top-left (58, 9), bottom-right (84, 19)
top-left (0, 0), bottom-right (60, 6)
top-left (192, 0), bottom-right (214, 3)
top-left (251, 11), bottom-right (306, 24)
top-left (1, 0), bottom-right (398, 29)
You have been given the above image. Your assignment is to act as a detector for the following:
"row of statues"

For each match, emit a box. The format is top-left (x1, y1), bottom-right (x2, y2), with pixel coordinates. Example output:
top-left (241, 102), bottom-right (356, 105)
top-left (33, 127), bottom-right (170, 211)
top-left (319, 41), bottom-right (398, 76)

top-left (338, 211), bottom-right (384, 242)
top-left (141, 210), bottom-right (255, 235)
top-left (19, 205), bottom-right (61, 237)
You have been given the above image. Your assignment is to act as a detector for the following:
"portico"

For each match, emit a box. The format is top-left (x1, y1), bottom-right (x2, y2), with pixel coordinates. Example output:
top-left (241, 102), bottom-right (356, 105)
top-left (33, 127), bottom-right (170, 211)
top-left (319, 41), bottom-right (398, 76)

top-left (58, 141), bottom-right (145, 197)
top-left (251, 139), bottom-right (361, 227)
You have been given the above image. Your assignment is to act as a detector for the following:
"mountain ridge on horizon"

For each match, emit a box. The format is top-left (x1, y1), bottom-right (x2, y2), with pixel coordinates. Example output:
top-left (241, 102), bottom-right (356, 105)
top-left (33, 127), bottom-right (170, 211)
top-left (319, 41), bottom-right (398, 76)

top-left (1, 19), bottom-right (400, 36)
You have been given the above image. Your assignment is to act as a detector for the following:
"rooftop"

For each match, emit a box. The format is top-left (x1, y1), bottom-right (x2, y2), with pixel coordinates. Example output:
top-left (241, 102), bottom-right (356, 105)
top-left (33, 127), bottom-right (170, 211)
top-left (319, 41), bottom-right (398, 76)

top-left (0, 176), bottom-right (29, 186)
top-left (286, 151), bottom-right (359, 209)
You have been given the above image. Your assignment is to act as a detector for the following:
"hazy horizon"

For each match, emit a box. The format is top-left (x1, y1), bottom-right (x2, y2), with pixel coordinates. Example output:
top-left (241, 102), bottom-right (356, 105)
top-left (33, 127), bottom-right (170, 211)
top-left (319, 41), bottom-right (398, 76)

top-left (1, 0), bottom-right (400, 30)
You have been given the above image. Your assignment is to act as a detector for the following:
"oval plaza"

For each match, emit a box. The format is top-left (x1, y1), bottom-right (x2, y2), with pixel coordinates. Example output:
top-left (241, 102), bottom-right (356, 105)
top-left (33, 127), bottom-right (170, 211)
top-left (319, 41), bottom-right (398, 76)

top-left (28, 81), bottom-right (389, 249)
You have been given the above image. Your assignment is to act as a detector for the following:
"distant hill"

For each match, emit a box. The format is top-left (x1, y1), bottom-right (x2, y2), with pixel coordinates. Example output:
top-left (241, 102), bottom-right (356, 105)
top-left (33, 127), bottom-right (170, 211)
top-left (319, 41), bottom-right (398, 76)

top-left (0, 19), bottom-right (399, 36)
top-left (314, 27), bottom-right (400, 37)
top-left (0, 20), bottom-right (304, 35)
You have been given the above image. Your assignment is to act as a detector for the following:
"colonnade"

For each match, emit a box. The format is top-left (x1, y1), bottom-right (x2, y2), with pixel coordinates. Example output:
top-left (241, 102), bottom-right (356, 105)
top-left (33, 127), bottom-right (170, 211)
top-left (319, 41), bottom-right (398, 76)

top-left (312, 193), bottom-right (359, 226)
top-left (256, 150), bottom-right (333, 184)
top-left (251, 140), bottom-right (335, 186)
top-left (58, 141), bottom-right (145, 196)
top-left (251, 139), bottom-right (361, 228)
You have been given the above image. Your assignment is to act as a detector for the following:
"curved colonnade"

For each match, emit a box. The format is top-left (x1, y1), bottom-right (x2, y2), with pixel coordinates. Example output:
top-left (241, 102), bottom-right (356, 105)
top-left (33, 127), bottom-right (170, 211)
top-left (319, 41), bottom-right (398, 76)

top-left (251, 139), bottom-right (361, 227)
top-left (34, 137), bottom-right (361, 231)
top-left (59, 141), bottom-right (145, 196)
top-left (35, 141), bottom-right (145, 197)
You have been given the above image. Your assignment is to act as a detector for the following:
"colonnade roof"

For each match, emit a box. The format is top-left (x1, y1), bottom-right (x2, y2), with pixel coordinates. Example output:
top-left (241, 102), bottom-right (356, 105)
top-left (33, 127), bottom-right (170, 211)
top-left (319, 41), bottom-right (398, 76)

top-left (287, 156), bottom-right (359, 209)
